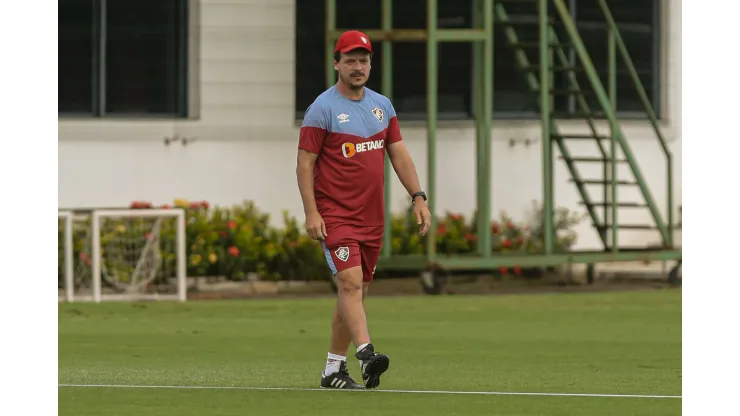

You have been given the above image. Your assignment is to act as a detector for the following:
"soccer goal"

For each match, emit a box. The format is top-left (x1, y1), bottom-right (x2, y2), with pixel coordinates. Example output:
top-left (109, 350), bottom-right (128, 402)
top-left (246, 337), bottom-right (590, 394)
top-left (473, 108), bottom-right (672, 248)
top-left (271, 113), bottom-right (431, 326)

top-left (58, 208), bottom-right (187, 303)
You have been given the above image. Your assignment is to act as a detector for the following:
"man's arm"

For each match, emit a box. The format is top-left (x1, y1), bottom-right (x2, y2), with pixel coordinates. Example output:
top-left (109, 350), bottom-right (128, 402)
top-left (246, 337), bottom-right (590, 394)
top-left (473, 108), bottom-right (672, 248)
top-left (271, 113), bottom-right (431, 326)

top-left (296, 149), bottom-right (320, 216)
top-left (387, 141), bottom-right (423, 202)
top-left (385, 109), bottom-right (430, 235)
top-left (297, 102), bottom-right (330, 239)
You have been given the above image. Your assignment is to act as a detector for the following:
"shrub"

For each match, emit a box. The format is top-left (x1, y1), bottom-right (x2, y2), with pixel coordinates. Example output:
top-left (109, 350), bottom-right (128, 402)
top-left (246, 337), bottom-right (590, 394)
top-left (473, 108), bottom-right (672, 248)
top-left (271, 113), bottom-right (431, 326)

top-left (58, 199), bottom-right (586, 284)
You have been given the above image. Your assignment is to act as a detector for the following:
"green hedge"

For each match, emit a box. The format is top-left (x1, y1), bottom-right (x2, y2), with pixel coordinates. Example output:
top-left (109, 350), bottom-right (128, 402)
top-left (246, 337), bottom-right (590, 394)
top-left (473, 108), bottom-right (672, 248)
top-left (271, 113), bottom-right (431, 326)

top-left (58, 199), bottom-right (586, 286)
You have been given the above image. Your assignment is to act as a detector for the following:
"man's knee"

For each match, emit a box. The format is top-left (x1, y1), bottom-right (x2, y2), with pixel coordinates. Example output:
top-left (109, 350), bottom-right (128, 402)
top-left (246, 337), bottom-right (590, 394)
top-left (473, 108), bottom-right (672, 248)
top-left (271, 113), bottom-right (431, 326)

top-left (336, 266), bottom-right (364, 296)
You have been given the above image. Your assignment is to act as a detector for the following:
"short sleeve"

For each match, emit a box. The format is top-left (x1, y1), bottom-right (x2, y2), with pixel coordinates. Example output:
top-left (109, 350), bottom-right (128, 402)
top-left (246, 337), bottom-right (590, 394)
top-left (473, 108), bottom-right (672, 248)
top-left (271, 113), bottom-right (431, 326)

top-left (385, 100), bottom-right (403, 145)
top-left (298, 102), bottom-right (330, 154)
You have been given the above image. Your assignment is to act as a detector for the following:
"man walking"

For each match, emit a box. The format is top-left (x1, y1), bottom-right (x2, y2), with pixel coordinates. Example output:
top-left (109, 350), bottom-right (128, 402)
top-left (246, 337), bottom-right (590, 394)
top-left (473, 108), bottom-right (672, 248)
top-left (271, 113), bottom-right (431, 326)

top-left (296, 30), bottom-right (431, 390)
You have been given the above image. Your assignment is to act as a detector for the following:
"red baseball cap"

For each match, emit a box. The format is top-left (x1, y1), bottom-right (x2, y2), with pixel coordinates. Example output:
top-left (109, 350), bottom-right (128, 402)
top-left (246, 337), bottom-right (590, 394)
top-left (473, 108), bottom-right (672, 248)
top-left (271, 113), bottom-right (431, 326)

top-left (334, 30), bottom-right (373, 54)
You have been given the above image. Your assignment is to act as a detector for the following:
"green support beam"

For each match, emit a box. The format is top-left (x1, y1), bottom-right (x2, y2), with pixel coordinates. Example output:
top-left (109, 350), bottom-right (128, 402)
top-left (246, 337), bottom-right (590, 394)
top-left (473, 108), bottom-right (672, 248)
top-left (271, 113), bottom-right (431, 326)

top-left (381, 0), bottom-right (393, 259)
top-left (538, 0), bottom-right (554, 255)
top-left (426, 0), bottom-right (439, 263)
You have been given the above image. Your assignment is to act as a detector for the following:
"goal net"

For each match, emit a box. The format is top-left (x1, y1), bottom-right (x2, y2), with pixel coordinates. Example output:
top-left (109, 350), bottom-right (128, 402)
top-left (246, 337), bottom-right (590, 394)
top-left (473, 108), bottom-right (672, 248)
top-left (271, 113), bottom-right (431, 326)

top-left (58, 209), bottom-right (187, 302)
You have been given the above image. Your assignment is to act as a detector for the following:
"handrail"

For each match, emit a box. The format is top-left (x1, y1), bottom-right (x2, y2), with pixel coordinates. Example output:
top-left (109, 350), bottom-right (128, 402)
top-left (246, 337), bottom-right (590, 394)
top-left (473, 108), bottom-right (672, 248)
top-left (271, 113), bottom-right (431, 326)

top-left (552, 0), bottom-right (671, 247)
top-left (598, 0), bottom-right (674, 247)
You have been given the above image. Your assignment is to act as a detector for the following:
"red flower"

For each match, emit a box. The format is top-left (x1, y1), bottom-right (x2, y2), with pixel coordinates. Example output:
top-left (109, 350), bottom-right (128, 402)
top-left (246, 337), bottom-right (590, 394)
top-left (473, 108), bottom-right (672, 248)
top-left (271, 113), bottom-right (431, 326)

top-left (162, 204), bottom-right (171, 209)
top-left (228, 246), bottom-right (240, 257)
top-left (200, 201), bottom-right (210, 209)
top-left (130, 200), bottom-right (152, 209)
top-left (227, 220), bottom-right (237, 230)
top-left (513, 266), bottom-right (521, 276)
top-left (491, 223), bottom-right (500, 234)
top-left (502, 239), bottom-right (512, 248)
top-left (437, 224), bottom-right (446, 235)
top-left (220, 231), bottom-right (228, 238)
top-left (465, 233), bottom-right (477, 242)
top-left (450, 213), bottom-right (464, 221)
top-left (499, 267), bottom-right (508, 274)
top-left (79, 252), bottom-right (91, 266)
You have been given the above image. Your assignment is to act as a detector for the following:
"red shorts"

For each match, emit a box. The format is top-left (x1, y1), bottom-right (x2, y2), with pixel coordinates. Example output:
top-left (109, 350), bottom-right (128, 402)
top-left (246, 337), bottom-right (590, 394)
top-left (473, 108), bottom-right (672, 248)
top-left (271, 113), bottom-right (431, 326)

top-left (320, 223), bottom-right (384, 282)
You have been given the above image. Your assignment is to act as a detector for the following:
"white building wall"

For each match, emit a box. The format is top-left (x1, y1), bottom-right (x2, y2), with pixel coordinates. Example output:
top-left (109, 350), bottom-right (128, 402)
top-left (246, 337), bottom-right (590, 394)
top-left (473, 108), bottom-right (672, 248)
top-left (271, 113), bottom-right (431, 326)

top-left (58, 0), bottom-right (681, 251)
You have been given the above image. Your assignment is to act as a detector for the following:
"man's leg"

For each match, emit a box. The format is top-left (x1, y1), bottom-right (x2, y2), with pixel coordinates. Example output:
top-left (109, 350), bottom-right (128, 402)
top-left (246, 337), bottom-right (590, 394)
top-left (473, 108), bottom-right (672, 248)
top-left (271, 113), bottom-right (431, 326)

top-left (328, 282), bottom-right (370, 360)
top-left (352, 233), bottom-right (389, 389)
top-left (318, 237), bottom-right (366, 389)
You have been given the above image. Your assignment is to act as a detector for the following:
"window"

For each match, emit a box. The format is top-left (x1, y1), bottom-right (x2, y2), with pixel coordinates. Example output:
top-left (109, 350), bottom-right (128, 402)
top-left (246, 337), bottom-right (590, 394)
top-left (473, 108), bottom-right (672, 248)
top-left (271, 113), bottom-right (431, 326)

top-left (294, 0), bottom-right (661, 119)
top-left (59, 0), bottom-right (188, 117)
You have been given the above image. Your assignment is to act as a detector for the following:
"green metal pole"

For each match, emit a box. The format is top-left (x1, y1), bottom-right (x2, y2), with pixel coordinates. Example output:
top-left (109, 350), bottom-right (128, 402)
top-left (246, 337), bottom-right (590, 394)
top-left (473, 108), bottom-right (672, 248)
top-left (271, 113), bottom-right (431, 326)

top-left (325, 0), bottom-right (336, 87)
top-left (667, 157), bottom-right (673, 248)
top-left (481, 0), bottom-right (493, 258)
top-left (539, 0), bottom-right (554, 254)
top-left (381, 0), bottom-right (393, 258)
top-left (473, 0), bottom-right (489, 257)
top-left (426, 0), bottom-right (438, 262)
top-left (472, 0), bottom-right (483, 255)
top-left (608, 28), bottom-right (618, 253)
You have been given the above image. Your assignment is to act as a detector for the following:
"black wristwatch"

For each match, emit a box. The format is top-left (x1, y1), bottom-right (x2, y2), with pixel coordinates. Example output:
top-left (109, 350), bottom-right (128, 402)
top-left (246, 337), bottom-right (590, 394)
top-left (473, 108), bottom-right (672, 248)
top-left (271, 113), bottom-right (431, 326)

top-left (411, 191), bottom-right (427, 204)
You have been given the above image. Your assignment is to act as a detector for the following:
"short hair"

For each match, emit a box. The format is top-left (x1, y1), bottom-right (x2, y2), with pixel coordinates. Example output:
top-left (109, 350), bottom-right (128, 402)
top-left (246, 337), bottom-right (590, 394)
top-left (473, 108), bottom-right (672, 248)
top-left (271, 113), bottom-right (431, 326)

top-left (334, 49), bottom-right (372, 63)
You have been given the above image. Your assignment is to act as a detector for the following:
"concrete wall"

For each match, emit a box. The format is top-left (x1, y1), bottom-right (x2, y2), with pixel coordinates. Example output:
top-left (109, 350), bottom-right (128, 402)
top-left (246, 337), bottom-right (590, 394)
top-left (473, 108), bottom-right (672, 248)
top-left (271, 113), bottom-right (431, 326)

top-left (58, 0), bottom-right (681, 251)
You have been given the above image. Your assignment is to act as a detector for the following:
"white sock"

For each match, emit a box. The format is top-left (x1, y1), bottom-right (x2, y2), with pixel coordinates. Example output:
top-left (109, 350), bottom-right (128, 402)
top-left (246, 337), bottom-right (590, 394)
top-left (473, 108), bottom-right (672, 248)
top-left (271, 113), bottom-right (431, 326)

top-left (324, 353), bottom-right (345, 377)
top-left (356, 343), bottom-right (370, 353)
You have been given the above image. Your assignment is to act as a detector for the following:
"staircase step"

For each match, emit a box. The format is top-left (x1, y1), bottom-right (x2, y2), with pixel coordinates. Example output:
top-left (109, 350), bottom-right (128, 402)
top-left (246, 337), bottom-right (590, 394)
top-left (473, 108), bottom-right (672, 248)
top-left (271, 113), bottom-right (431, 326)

top-left (601, 246), bottom-right (671, 252)
top-left (579, 201), bottom-right (649, 208)
top-left (551, 111), bottom-right (607, 119)
top-left (497, 15), bottom-right (561, 25)
top-left (520, 65), bottom-right (582, 72)
top-left (559, 156), bottom-right (626, 163)
top-left (595, 224), bottom-right (657, 230)
top-left (552, 134), bottom-right (610, 140)
top-left (569, 179), bottom-right (638, 185)
top-left (508, 41), bottom-right (573, 49)
top-left (533, 87), bottom-right (591, 95)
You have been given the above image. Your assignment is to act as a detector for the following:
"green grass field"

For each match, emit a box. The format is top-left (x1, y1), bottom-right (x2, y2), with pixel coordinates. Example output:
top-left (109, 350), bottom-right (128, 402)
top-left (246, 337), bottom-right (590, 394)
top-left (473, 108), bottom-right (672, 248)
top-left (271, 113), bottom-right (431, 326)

top-left (58, 288), bottom-right (681, 415)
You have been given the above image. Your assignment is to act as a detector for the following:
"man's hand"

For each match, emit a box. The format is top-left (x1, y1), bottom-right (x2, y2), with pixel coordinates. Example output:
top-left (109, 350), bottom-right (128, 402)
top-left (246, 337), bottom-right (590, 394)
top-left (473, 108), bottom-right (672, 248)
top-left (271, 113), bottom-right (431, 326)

top-left (305, 211), bottom-right (327, 240)
top-left (413, 197), bottom-right (431, 236)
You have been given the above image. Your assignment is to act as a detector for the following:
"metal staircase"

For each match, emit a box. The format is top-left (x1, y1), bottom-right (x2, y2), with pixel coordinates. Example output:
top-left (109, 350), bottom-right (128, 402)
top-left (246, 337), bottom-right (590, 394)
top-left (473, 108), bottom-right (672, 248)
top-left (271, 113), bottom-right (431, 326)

top-left (495, 0), bottom-right (676, 254)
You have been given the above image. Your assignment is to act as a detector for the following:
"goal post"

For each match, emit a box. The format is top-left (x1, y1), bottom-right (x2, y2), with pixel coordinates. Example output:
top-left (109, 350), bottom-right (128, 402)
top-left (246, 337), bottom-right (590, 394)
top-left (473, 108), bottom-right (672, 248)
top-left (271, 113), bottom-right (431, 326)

top-left (58, 208), bottom-right (188, 303)
top-left (58, 211), bottom-right (75, 302)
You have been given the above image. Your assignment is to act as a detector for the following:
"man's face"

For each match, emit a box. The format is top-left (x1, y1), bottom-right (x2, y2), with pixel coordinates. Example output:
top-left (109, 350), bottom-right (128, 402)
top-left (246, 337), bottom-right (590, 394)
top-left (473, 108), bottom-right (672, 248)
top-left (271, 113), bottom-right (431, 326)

top-left (334, 49), bottom-right (371, 90)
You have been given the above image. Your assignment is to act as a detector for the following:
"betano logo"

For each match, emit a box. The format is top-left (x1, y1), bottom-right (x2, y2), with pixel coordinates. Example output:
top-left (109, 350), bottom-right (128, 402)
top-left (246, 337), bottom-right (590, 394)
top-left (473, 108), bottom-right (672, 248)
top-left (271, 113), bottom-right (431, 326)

top-left (341, 139), bottom-right (384, 158)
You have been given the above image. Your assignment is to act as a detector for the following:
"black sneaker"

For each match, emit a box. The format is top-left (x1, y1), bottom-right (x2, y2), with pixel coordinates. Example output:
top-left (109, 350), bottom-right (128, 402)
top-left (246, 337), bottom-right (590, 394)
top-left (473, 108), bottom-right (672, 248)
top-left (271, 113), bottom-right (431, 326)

top-left (320, 361), bottom-right (364, 389)
top-left (355, 344), bottom-right (390, 389)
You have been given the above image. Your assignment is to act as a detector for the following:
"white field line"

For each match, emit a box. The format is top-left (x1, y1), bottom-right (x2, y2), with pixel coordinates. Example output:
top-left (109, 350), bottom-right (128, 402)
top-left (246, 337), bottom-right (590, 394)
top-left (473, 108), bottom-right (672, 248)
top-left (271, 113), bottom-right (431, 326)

top-left (58, 383), bottom-right (681, 399)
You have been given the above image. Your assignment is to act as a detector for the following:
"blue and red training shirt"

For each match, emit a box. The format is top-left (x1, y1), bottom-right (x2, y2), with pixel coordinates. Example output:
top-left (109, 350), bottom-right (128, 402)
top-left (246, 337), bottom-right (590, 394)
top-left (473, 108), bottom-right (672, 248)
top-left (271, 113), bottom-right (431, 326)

top-left (298, 85), bottom-right (403, 227)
